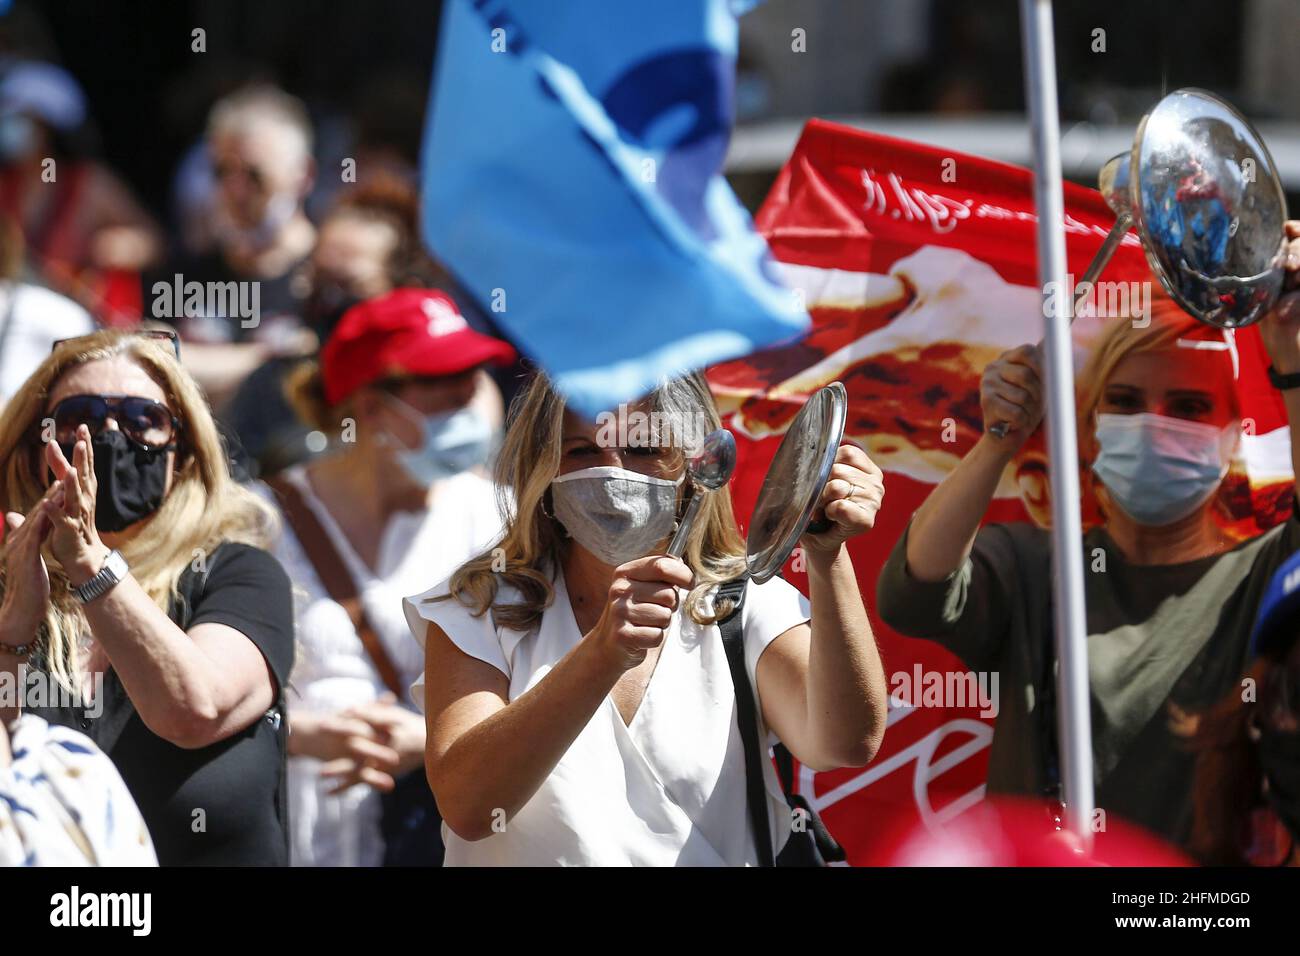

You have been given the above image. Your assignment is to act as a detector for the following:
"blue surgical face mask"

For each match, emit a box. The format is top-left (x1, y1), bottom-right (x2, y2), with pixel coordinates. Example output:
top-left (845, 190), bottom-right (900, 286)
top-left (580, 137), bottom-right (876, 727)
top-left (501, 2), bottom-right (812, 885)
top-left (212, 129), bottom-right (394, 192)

top-left (384, 396), bottom-right (494, 487)
top-left (1092, 412), bottom-right (1239, 527)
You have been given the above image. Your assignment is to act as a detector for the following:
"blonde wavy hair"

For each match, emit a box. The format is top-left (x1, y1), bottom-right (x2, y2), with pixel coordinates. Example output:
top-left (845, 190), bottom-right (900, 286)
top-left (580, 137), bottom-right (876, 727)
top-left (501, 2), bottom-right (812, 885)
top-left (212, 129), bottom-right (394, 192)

top-left (1075, 297), bottom-right (1240, 467)
top-left (436, 370), bottom-right (747, 631)
top-left (0, 330), bottom-right (277, 690)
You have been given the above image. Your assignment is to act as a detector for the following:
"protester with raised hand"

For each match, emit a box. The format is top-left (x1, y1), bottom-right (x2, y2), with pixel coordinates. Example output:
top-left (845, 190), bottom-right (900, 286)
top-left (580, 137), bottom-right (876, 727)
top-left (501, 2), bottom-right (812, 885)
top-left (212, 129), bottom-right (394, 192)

top-left (876, 222), bottom-right (1300, 853)
top-left (405, 369), bottom-right (888, 865)
top-left (0, 328), bottom-right (294, 865)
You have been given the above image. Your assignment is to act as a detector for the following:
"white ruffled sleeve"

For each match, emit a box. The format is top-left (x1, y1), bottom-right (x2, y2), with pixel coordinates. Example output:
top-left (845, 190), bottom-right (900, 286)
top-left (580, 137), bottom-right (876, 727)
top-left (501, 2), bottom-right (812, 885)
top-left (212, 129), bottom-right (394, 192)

top-left (740, 575), bottom-right (812, 742)
top-left (403, 579), bottom-right (509, 712)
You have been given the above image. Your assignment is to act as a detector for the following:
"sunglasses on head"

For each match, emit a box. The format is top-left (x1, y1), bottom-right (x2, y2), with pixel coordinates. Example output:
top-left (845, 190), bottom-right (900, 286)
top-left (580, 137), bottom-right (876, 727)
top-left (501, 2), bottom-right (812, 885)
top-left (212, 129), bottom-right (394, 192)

top-left (51, 328), bottom-right (181, 362)
top-left (46, 394), bottom-right (181, 450)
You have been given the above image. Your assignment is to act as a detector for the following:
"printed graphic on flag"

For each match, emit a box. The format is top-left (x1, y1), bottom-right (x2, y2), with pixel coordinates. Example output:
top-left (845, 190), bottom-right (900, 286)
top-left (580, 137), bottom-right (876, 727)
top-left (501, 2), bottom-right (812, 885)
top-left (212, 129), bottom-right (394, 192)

top-left (708, 118), bottom-right (1294, 863)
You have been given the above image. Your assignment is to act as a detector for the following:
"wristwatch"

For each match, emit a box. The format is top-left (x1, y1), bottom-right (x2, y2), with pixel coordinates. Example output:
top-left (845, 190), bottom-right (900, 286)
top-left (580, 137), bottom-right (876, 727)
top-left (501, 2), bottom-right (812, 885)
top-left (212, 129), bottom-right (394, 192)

top-left (73, 550), bottom-right (129, 605)
top-left (1267, 364), bottom-right (1300, 390)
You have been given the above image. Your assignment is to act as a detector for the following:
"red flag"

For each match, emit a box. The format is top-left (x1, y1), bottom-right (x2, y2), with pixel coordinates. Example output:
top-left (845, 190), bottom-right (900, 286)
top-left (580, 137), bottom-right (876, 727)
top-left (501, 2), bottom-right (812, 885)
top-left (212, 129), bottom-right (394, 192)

top-left (708, 119), bottom-right (1291, 863)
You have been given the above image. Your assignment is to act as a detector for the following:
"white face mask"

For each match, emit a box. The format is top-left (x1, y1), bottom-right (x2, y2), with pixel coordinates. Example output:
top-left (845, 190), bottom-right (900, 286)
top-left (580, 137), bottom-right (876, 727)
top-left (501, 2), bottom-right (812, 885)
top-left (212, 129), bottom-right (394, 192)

top-left (550, 465), bottom-right (682, 566)
top-left (1092, 412), bottom-right (1240, 527)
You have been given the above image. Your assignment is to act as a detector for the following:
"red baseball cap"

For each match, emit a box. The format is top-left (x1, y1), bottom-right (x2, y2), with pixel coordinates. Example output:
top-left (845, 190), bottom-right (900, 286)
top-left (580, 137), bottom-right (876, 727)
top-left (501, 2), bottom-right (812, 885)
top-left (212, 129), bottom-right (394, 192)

top-left (320, 288), bottom-right (516, 405)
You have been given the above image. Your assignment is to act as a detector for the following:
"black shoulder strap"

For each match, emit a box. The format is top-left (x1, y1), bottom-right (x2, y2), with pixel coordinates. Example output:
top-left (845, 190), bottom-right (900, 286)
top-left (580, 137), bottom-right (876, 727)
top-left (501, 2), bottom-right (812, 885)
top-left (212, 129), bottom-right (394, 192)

top-left (716, 574), bottom-right (777, 867)
top-left (265, 474), bottom-right (405, 698)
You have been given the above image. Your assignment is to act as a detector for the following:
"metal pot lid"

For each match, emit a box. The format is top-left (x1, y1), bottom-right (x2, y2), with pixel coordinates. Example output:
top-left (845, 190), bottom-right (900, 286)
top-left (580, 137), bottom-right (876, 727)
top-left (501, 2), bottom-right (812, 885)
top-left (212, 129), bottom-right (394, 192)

top-left (744, 382), bottom-right (847, 584)
top-left (1131, 87), bottom-right (1287, 329)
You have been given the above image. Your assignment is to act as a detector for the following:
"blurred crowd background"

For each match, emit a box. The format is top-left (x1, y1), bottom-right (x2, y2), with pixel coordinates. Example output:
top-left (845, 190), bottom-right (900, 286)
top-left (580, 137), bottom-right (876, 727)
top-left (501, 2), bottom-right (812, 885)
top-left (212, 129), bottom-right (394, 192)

top-left (0, 0), bottom-right (1297, 474)
top-left (1, 0), bottom-right (1299, 872)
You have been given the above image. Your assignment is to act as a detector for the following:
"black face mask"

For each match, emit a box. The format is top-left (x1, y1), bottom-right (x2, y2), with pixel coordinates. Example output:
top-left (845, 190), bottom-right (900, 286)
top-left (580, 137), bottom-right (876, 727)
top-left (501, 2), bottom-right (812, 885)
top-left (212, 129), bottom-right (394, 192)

top-left (62, 430), bottom-right (171, 534)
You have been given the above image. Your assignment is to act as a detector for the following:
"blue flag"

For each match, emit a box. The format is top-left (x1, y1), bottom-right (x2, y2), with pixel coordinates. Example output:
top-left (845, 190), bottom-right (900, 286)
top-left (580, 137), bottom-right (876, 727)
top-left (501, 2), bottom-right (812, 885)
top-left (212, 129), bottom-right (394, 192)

top-left (421, 0), bottom-right (808, 418)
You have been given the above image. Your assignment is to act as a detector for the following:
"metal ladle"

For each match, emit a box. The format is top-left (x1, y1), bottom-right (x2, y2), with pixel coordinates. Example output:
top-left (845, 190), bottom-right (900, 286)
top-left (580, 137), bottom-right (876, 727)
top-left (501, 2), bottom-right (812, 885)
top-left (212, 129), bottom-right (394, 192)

top-left (1082, 151), bottom-right (1134, 291)
top-left (665, 428), bottom-right (736, 558)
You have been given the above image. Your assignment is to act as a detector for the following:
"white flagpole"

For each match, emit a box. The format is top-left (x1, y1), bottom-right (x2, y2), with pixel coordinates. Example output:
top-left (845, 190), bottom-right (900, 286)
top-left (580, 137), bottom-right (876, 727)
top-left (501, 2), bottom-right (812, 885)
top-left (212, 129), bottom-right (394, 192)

top-left (1018, 0), bottom-right (1095, 846)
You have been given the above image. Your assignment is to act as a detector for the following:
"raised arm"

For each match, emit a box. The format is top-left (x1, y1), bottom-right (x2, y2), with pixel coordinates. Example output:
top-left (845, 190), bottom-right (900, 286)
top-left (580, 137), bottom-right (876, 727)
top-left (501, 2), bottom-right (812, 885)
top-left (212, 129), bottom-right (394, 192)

top-left (41, 431), bottom-right (279, 748)
top-left (905, 344), bottom-right (1043, 581)
top-left (1258, 221), bottom-right (1300, 503)
top-left (756, 443), bottom-right (889, 771)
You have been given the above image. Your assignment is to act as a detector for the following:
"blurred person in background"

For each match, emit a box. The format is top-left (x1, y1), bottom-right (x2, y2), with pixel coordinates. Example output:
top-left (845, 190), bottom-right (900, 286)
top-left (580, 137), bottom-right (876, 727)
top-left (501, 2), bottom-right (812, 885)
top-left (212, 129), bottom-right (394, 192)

top-left (265, 288), bottom-right (513, 866)
top-left (163, 56), bottom-right (277, 259)
top-left (225, 174), bottom-right (439, 476)
top-left (306, 70), bottom-right (426, 220)
top-left (1190, 549), bottom-right (1300, 866)
top-left (1, 714), bottom-right (157, 866)
top-left (0, 211), bottom-right (94, 407)
top-left (0, 329), bottom-right (294, 865)
top-left (0, 59), bottom-right (162, 324)
top-left (151, 84), bottom-right (316, 411)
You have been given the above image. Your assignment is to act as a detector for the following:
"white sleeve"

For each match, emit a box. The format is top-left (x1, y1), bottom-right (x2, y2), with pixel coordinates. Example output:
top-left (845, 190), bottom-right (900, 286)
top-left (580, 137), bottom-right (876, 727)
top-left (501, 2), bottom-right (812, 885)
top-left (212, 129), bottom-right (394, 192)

top-left (403, 580), bottom-right (509, 712)
top-left (740, 575), bottom-right (811, 737)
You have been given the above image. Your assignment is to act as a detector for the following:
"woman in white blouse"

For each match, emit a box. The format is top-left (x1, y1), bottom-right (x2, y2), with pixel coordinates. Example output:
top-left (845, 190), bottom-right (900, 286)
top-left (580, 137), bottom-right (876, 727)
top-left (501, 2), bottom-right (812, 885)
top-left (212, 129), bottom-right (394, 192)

top-left (405, 371), bottom-right (889, 866)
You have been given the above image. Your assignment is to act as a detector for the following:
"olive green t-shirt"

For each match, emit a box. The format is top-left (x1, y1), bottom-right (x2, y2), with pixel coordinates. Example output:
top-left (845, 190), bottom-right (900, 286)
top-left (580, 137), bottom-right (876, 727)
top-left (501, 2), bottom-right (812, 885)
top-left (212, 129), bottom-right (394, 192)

top-left (876, 510), bottom-right (1300, 851)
